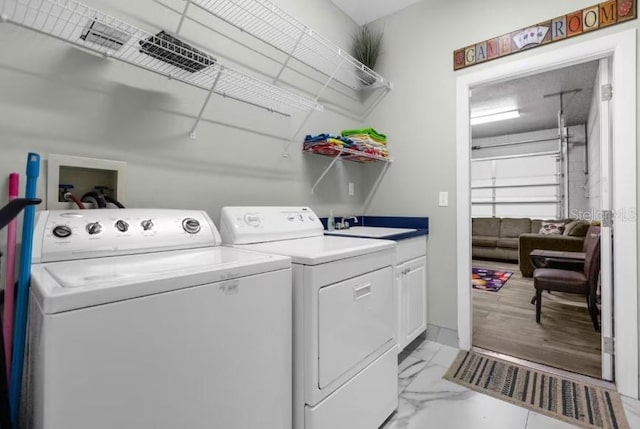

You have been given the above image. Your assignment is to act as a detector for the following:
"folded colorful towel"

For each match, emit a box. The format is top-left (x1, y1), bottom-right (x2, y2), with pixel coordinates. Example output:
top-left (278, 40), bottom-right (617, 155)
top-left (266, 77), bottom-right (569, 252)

top-left (305, 134), bottom-right (355, 146)
top-left (303, 133), bottom-right (388, 161)
top-left (341, 128), bottom-right (387, 141)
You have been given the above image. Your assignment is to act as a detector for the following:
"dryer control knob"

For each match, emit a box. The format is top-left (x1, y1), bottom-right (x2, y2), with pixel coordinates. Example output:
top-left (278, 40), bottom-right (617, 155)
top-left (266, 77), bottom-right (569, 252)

top-left (86, 222), bottom-right (103, 235)
top-left (140, 219), bottom-right (154, 231)
top-left (182, 218), bottom-right (201, 234)
top-left (52, 225), bottom-right (72, 238)
top-left (115, 220), bottom-right (129, 232)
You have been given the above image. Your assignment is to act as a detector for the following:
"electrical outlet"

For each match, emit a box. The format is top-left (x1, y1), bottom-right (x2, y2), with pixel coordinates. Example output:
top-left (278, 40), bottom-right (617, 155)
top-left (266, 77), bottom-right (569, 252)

top-left (348, 182), bottom-right (354, 196)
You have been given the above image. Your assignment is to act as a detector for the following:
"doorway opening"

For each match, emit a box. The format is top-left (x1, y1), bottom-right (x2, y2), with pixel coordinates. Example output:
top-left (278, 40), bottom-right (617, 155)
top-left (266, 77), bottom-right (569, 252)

top-left (469, 59), bottom-right (605, 379)
top-left (455, 29), bottom-right (638, 398)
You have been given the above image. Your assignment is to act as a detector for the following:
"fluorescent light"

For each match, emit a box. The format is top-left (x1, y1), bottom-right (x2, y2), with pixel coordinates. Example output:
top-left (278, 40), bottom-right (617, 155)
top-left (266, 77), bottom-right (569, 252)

top-left (470, 109), bottom-right (520, 125)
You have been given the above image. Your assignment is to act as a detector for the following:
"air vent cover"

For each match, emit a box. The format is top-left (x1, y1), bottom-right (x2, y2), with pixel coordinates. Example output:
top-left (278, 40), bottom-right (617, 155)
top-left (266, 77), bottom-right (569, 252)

top-left (139, 31), bottom-right (216, 73)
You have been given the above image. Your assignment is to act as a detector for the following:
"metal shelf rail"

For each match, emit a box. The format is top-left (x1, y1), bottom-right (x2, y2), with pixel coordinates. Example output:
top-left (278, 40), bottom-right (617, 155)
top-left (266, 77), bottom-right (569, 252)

top-left (0, 0), bottom-right (323, 138)
top-left (170, 0), bottom-right (393, 151)
top-left (178, 0), bottom-right (391, 91)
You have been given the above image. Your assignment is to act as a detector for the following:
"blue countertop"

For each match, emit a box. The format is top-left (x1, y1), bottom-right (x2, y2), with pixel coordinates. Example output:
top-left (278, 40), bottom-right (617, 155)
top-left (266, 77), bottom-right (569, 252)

top-left (321, 216), bottom-right (429, 240)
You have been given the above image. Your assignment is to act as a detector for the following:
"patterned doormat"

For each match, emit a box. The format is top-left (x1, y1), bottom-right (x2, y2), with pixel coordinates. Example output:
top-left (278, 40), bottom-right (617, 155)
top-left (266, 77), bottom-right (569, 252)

top-left (472, 267), bottom-right (513, 292)
top-left (444, 350), bottom-right (630, 429)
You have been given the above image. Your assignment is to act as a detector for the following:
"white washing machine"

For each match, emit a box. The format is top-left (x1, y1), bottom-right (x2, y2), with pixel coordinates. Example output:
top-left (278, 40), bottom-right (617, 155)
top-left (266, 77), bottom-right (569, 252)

top-left (220, 207), bottom-right (398, 429)
top-left (24, 209), bottom-right (292, 429)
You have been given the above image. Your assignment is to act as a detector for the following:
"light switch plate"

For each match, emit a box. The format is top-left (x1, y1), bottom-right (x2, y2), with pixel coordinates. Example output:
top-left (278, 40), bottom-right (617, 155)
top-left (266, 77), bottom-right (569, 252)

top-left (439, 191), bottom-right (449, 207)
top-left (348, 182), bottom-right (354, 196)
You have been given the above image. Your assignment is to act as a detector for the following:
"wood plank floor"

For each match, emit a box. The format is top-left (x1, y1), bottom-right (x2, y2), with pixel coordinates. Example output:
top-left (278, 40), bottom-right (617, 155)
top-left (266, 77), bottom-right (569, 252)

top-left (472, 259), bottom-right (602, 379)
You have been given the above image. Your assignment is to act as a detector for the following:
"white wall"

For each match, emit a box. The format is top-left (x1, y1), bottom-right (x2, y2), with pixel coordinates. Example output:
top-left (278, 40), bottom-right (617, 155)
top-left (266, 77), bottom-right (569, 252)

top-left (364, 0), bottom-right (639, 332)
top-left (0, 0), bottom-right (368, 233)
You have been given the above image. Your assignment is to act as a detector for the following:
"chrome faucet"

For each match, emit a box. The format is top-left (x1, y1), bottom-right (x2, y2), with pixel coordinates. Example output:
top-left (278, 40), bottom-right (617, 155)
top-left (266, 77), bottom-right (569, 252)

top-left (336, 215), bottom-right (359, 230)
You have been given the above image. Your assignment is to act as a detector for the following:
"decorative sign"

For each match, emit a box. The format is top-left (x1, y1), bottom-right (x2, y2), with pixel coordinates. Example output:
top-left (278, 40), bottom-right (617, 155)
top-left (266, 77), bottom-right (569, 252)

top-left (453, 0), bottom-right (637, 70)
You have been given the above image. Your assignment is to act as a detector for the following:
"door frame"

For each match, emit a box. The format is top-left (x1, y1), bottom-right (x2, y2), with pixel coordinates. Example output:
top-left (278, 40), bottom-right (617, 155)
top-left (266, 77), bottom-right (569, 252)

top-left (456, 29), bottom-right (638, 398)
top-left (598, 56), bottom-right (614, 381)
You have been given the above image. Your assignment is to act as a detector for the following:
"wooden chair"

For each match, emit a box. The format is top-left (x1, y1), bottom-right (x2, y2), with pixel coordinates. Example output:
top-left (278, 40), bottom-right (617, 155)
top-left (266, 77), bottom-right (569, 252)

top-left (532, 226), bottom-right (601, 331)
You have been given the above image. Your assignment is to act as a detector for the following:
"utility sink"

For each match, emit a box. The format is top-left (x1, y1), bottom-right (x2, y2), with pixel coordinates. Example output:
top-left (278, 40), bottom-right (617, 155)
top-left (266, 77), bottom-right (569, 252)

top-left (325, 226), bottom-right (417, 238)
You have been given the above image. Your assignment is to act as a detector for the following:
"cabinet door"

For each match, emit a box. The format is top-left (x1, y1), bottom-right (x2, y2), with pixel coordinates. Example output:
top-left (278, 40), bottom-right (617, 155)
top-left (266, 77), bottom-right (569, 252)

top-left (404, 256), bottom-right (427, 345)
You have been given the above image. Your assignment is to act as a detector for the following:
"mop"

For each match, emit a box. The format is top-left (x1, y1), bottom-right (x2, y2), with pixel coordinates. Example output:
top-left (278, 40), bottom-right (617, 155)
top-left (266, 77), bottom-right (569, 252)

top-left (9, 153), bottom-right (40, 426)
top-left (2, 173), bottom-right (19, 381)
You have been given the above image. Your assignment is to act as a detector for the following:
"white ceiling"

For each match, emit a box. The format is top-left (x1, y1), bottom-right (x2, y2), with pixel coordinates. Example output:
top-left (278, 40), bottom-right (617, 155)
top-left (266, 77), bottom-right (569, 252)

top-left (471, 60), bottom-right (599, 139)
top-left (329, 0), bottom-right (421, 25)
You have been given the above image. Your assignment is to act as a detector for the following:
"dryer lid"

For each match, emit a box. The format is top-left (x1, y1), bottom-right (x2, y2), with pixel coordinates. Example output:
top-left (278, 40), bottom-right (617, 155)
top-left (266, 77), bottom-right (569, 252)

top-left (232, 235), bottom-right (395, 265)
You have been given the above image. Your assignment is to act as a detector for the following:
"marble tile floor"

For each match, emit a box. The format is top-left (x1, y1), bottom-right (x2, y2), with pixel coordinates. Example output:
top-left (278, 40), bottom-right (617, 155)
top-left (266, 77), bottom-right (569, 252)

top-left (381, 338), bottom-right (640, 429)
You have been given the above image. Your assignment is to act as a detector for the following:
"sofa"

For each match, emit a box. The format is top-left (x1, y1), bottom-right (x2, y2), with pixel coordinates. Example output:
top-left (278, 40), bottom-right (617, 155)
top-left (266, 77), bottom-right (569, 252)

top-left (472, 217), bottom-right (532, 262)
top-left (472, 217), bottom-right (591, 277)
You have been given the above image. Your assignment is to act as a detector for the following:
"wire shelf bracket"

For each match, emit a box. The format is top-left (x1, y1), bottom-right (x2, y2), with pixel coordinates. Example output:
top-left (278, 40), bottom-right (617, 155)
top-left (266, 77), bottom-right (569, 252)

top-left (189, 66), bottom-right (222, 140)
top-left (307, 146), bottom-right (392, 194)
top-left (175, 0), bottom-right (191, 35)
top-left (0, 0), bottom-right (323, 139)
top-left (282, 56), bottom-right (347, 158)
top-left (361, 160), bottom-right (391, 214)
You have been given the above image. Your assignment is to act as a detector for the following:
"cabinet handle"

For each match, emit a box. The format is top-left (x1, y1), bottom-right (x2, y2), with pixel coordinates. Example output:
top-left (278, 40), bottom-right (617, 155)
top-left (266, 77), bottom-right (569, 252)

top-left (353, 283), bottom-right (372, 300)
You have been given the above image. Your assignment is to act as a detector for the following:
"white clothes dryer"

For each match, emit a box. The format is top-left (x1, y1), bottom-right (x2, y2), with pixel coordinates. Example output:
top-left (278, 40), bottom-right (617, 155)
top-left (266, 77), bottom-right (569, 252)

top-left (220, 206), bottom-right (398, 429)
top-left (24, 209), bottom-right (292, 429)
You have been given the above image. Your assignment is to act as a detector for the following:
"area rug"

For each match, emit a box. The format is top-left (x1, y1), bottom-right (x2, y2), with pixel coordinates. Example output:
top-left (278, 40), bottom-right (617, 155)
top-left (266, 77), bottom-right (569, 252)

top-left (444, 350), bottom-right (630, 429)
top-left (472, 268), bottom-right (513, 292)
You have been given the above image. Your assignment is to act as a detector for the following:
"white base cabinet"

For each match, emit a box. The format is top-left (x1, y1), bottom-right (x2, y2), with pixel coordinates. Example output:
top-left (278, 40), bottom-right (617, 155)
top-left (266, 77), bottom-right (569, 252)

top-left (395, 237), bottom-right (428, 351)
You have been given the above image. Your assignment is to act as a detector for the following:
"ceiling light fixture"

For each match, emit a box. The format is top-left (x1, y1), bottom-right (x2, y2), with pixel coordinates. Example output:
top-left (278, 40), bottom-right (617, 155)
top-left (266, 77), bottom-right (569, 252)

top-left (470, 109), bottom-right (520, 125)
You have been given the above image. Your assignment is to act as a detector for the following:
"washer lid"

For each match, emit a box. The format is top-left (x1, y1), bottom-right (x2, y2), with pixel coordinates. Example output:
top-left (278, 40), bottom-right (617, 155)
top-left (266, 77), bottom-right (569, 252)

top-left (30, 247), bottom-right (290, 314)
top-left (232, 235), bottom-right (395, 265)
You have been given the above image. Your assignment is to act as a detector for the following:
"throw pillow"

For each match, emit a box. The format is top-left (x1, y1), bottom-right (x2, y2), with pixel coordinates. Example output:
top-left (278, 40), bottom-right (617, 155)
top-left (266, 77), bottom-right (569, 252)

top-left (563, 220), bottom-right (579, 236)
top-left (563, 220), bottom-right (590, 237)
top-left (539, 221), bottom-right (565, 235)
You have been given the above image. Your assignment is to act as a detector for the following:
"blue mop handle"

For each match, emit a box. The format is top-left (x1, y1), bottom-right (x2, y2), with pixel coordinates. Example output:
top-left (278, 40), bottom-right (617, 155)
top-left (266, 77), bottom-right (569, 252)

top-left (9, 152), bottom-right (41, 425)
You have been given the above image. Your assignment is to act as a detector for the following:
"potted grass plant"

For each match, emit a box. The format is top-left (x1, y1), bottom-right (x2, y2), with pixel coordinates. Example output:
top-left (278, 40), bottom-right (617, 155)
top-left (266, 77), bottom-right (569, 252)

top-left (352, 25), bottom-right (384, 86)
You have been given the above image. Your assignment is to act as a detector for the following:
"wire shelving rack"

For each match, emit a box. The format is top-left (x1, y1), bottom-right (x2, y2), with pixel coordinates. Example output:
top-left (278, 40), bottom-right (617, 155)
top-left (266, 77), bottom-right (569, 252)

top-left (0, 0), bottom-right (323, 135)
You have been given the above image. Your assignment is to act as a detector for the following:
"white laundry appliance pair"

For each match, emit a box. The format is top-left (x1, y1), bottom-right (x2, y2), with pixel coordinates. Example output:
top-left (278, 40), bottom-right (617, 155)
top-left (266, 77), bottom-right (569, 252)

top-left (24, 209), bottom-right (292, 429)
top-left (220, 206), bottom-right (399, 429)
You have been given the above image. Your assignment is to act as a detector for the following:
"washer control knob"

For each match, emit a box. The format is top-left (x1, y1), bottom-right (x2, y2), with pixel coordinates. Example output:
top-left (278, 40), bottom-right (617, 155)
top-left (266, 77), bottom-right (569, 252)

top-left (297, 214), bottom-right (304, 221)
top-left (182, 218), bottom-right (201, 234)
top-left (140, 219), bottom-right (154, 231)
top-left (115, 220), bottom-right (129, 232)
top-left (52, 225), bottom-right (72, 238)
top-left (86, 222), bottom-right (103, 235)
top-left (244, 214), bottom-right (260, 227)
top-left (308, 215), bottom-right (316, 221)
